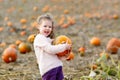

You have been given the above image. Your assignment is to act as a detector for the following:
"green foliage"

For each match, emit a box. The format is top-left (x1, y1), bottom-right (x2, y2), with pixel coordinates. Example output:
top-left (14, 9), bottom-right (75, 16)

top-left (80, 54), bottom-right (120, 80)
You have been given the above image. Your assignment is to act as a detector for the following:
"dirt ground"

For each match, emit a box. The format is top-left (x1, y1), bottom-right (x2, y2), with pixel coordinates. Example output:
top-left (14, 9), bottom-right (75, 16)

top-left (0, 0), bottom-right (120, 80)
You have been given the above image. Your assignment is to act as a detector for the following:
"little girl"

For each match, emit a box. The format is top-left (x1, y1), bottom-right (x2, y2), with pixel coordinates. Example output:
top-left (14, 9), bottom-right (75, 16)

top-left (33, 13), bottom-right (71, 80)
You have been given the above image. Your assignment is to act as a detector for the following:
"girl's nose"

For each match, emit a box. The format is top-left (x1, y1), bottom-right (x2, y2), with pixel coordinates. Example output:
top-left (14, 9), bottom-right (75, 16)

top-left (46, 26), bottom-right (49, 29)
top-left (46, 26), bottom-right (50, 29)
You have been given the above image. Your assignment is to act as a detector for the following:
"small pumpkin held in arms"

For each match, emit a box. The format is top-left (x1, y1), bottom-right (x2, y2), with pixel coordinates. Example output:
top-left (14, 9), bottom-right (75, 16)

top-left (106, 38), bottom-right (120, 54)
top-left (54, 35), bottom-right (72, 57)
top-left (2, 47), bottom-right (17, 63)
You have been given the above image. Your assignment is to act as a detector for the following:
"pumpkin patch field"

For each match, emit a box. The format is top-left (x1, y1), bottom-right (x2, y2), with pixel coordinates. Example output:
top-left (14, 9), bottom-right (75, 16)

top-left (0, 0), bottom-right (120, 80)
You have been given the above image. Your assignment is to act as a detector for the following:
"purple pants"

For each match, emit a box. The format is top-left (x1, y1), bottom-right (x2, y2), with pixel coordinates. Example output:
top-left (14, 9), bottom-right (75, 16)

top-left (42, 66), bottom-right (64, 80)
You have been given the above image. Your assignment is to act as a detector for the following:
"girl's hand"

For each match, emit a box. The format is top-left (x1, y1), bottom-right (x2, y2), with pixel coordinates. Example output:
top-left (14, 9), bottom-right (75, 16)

top-left (58, 49), bottom-right (71, 60)
top-left (65, 43), bottom-right (72, 50)
top-left (64, 51), bottom-right (70, 58)
top-left (58, 54), bottom-right (69, 60)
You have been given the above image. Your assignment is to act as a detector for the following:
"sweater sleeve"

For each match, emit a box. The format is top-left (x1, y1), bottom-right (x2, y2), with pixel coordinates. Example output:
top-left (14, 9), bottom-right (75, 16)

top-left (44, 43), bottom-right (67, 54)
top-left (34, 35), bottom-right (67, 54)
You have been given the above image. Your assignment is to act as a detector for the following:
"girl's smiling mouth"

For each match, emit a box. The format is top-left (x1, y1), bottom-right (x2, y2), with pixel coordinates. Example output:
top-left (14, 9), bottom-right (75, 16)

top-left (44, 30), bottom-right (50, 34)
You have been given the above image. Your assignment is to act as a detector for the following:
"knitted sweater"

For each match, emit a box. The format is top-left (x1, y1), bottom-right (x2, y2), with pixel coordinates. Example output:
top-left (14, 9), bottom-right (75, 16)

top-left (33, 34), bottom-right (67, 76)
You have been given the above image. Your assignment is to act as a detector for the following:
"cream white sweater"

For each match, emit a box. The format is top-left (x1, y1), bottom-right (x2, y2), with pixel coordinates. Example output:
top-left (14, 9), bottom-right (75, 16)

top-left (33, 34), bottom-right (67, 76)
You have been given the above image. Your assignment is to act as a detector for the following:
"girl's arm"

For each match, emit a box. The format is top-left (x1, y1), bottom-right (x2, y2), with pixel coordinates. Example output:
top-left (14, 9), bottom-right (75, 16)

top-left (34, 35), bottom-right (69, 54)
top-left (43, 43), bottom-right (68, 54)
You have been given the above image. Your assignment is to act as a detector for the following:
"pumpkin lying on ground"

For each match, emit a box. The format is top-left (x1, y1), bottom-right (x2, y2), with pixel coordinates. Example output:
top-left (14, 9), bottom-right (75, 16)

top-left (9, 44), bottom-right (16, 49)
top-left (54, 35), bottom-right (72, 57)
top-left (15, 40), bottom-right (22, 46)
top-left (90, 37), bottom-right (101, 46)
top-left (2, 47), bottom-right (17, 63)
top-left (18, 42), bottom-right (31, 54)
top-left (27, 34), bottom-right (36, 43)
top-left (106, 38), bottom-right (120, 54)
top-left (91, 64), bottom-right (98, 70)
top-left (78, 47), bottom-right (86, 56)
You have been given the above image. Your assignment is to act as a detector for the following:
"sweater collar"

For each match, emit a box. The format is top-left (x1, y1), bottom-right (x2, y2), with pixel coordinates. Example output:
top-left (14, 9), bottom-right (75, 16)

top-left (39, 34), bottom-right (53, 43)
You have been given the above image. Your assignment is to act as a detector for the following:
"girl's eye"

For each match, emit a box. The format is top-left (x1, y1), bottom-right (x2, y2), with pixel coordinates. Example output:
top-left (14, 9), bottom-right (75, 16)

top-left (49, 26), bottom-right (52, 28)
top-left (44, 25), bottom-right (47, 27)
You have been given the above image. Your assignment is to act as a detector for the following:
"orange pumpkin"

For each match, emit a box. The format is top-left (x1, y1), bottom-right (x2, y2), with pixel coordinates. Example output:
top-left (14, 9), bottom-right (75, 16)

top-left (54, 35), bottom-right (72, 57)
top-left (7, 21), bottom-right (13, 27)
top-left (9, 28), bottom-right (16, 32)
top-left (90, 37), bottom-right (101, 46)
top-left (66, 52), bottom-right (74, 61)
top-left (78, 47), bottom-right (86, 53)
top-left (18, 42), bottom-right (31, 54)
top-left (4, 17), bottom-right (9, 21)
top-left (106, 38), bottom-right (120, 54)
top-left (63, 9), bottom-right (69, 14)
top-left (112, 14), bottom-right (119, 19)
top-left (91, 64), bottom-right (98, 70)
top-left (20, 31), bottom-right (26, 36)
top-left (15, 40), bottom-right (22, 46)
top-left (42, 5), bottom-right (49, 12)
top-left (58, 17), bottom-right (65, 26)
top-left (33, 6), bottom-right (38, 11)
top-left (2, 47), bottom-right (17, 63)
top-left (0, 42), bottom-right (6, 47)
top-left (27, 34), bottom-right (36, 43)
top-left (0, 27), bottom-right (4, 32)
top-left (57, 50), bottom-right (71, 57)
top-left (61, 23), bottom-right (69, 28)
top-left (9, 44), bottom-right (16, 49)
top-left (78, 47), bottom-right (86, 56)
top-left (20, 18), bottom-right (27, 24)
top-left (31, 21), bottom-right (38, 28)
top-left (67, 17), bottom-right (75, 25)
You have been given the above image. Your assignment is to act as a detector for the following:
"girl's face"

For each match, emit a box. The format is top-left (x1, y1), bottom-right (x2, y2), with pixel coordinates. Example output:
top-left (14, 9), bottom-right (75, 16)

top-left (38, 20), bottom-right (53, 37)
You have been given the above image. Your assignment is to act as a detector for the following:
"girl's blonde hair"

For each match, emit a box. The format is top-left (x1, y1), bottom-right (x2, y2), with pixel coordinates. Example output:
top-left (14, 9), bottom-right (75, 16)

top-left (37, 13), bottom-right (54, 39)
